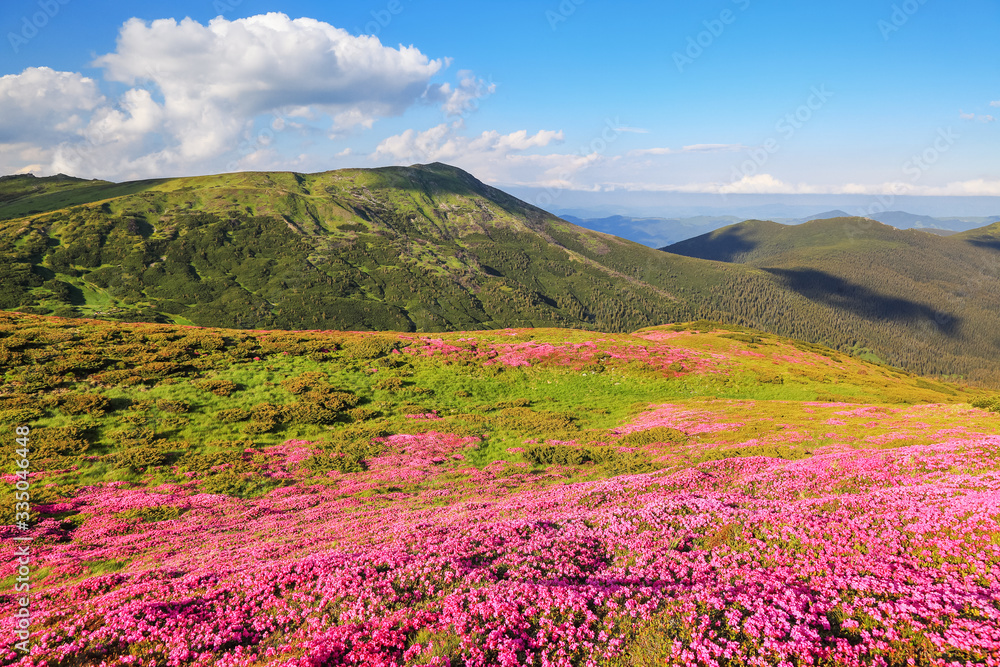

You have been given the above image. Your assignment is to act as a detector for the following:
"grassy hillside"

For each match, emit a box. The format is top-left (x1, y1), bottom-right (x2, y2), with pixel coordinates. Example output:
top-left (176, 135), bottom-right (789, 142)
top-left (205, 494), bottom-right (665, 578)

top-left (666, 216), bottom-right (1000, 383)
top-left (2, 166), bottom-right (1000, 383)
top-left (0, 165), bottom-right (733, 333)
top-left (0, 312), bottom-right (998, 665)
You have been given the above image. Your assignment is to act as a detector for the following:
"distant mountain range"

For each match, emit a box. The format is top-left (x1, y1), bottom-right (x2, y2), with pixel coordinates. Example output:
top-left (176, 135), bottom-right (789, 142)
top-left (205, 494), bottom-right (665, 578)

top-left (561, 210), bottom-right (1000, 248)
top-left (665, 216), bottom-right (1000, 383)
top-left (3, 165), bottom-right (1000, 383)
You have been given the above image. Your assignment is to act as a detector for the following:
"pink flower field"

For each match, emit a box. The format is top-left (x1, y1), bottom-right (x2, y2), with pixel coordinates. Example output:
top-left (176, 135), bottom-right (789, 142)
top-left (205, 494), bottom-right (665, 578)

top-left (3, 423), bottom-right (999, 666)
top-left (2, 316), bottom-right (1000, 666)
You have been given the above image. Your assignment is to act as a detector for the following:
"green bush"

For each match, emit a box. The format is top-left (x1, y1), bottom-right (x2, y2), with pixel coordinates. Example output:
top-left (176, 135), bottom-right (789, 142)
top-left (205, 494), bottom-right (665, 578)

top-left (27, 425), bottom-right (92, 459)
top-left (249, 403), bottom-right (288, 423)
top-left (525, 444), bottom-right (594, 466)
top-left (523, 443), bottom-right (658, 476)
top-left (0, 407), bottom-right (45, 424)
top-left (157, 399), bottom-right (190, 414)
top-left (216, 408), bottom-right (250, 423)
top-left (194, 379), bottom-right (239, 396)
top-left (116, 506), bottom-right (183, 522)
top-left (200, 472), bottom-right (281, 498)
top-left (110, 427), bottom-right (158, 448)
top-left (244, 420), bottom-right (279, 434)
top-left (108, 447), bottom-right (170, 470)
top-left (280, 372), bottom-right (331, 394)
top-left (302, 452), bottom-right (366, 474)
top-left (373, 377), bottom-right (407, 392)
top-left (59, 393), bottom-right (111, 416)
top-left (971, 396), bottom-right (1000, 412)
top-left (618, 427), bottom-right (687, 446)
top-left (341, 336), bottom-right (399, 359)
top-left (347, 406), bottom-right (380, 422)
top-left (287, 402), bottom-right (340, 425)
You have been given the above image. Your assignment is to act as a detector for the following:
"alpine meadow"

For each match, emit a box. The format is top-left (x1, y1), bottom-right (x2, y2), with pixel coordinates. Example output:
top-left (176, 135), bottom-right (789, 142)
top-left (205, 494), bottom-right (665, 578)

top-left (1, 2), bottom-right (999, 667)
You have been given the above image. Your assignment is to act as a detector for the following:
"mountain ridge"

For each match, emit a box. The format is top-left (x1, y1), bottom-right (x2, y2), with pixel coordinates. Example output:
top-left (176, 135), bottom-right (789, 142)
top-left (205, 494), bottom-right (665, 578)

top-left (3, 164), bottom-right (1000, 383)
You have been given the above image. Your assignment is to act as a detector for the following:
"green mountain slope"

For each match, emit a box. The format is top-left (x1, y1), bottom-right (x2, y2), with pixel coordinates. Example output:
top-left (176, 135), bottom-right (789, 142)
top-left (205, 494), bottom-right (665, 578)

top-left (0, 164), bottom-right (742, 332)
top-left (2, 166), bottom-right (1000, 383)
top-left (666, 216), bottom-right (1000, 382)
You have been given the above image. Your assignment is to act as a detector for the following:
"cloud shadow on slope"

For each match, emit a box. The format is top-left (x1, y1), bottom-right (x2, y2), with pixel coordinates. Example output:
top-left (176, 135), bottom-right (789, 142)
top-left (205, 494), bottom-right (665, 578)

top-left (762, 267), bottom-right (962, 337)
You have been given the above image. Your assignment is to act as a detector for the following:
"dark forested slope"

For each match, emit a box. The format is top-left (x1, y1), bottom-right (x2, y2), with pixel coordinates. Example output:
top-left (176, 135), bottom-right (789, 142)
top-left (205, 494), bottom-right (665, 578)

top-left (666, 217), bottom-right (1000, 382)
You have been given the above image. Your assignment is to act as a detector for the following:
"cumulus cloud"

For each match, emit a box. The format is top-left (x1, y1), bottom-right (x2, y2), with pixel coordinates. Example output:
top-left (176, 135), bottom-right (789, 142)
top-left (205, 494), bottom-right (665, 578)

top-left (0, 68), bottom-right (104, 144)
top-left (424, 70), bottom-right (496, 116)
top-left (78, 12), bottom-right (444, 174)
top-left (2, 13), bottom-right (454, 178)
top-left (371, 121), bottom-right (588, 186)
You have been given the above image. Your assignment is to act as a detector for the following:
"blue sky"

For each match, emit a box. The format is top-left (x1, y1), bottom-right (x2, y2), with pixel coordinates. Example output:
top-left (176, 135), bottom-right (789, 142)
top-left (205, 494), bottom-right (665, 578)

top-left (1, 0), bottom-right (998, 198)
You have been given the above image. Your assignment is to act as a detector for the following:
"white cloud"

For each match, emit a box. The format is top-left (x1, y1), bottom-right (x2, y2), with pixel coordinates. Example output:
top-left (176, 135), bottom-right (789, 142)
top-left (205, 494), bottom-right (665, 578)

top-left (424, 70), bottom-right (496, 116)
top-left (0, 68), bottom-right (104, 145)
top-left (83, 12), bottom-right (444, 172)
top-left (960, 110), bottom-right (995, 123)
top-left (4, 13), bottom-right (450, 179)
top-left (990, 100), bottom-right (1000, 107)
top-left (371, 121), bottom-right (587, 187)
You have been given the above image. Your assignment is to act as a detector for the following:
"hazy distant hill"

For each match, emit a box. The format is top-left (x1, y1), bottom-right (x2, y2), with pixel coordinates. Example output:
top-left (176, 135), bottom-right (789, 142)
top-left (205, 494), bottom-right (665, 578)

top-left (558, 213), bottom-right (739, 248)
top-left (558, 208), bottom-right (1000, 248)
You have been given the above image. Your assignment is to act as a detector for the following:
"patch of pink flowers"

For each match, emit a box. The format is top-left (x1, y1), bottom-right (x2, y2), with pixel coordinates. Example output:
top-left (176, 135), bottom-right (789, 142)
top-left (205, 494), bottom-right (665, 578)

top-left (1, 434), bottom-right (998, 665)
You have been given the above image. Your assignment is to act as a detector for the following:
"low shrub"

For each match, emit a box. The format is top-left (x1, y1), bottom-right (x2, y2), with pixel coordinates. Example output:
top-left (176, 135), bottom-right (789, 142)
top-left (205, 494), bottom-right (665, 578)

top-left (115, 506), bottom-right (183, 523)
top-left (341, 337), bottom-right (399, 359)
top-left (373, 377), bottom-right (407, 392)
top-left (0, 407), bottom-right (46, 424)
top-left (287, 402), bottom-right (340, 425)
top-left (60, 393), bottom-right (111, 417)
top-left (157, 399), bottom-right (190, 414)
top-left (110, 427), bottom-right (158, 448)
top-left (107, 447), bottom-right (170, 470)
top-left (194, 379), bottom-right (239, 396)
top-left (216, 408), bottom-right (249, 423)
top-left (280, 372), bottom-right (331, 394)
top-left (200, 472), bottom-right (281, 498)
top-left (618, 427), bottom-right (687, 446)
top-left (971, 396), bottom-right (1000, 412)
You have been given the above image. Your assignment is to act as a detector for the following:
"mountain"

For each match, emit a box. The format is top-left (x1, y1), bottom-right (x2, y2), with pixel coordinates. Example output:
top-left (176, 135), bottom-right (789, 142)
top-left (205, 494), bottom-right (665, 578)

top-left (0, 164), bottom-right (744, 333)
top-left (558, 213), bottom-right (740, 248)
top-left (3, 165), bottom-right (1000, 383)
top-left (665, 216), bottom-right (1000, 382)
top-left (802, 209), bottom-right (851, 221)
top-left (870, 210), bottom-right (948, 230)
top-left (556, 209), bottom-right (997, 248)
